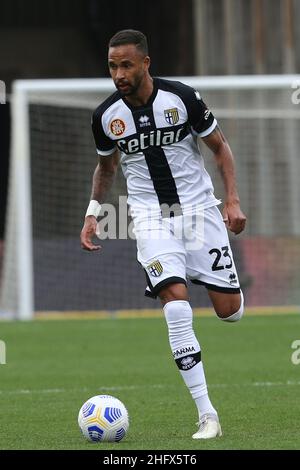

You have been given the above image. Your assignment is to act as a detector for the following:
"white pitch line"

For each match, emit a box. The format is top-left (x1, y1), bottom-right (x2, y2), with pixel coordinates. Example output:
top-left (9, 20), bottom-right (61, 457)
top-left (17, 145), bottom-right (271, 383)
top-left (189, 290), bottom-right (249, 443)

top-left (209, 380), bottom-right (300, 388)
top-left (0, 384), bottom-right (166, 395)
top-left (0, 381), bottom-right (299, 396)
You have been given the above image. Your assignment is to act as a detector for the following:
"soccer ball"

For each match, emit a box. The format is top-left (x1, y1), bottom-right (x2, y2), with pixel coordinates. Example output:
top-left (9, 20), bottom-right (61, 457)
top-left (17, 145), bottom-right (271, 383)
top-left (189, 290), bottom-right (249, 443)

top-left (78, 395), bottom-right (129, 443)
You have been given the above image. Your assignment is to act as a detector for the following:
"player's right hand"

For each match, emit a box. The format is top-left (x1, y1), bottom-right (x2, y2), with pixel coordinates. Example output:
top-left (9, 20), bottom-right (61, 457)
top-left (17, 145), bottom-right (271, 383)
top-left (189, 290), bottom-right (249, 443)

top-left (80, 216), bottom-right (101, 251)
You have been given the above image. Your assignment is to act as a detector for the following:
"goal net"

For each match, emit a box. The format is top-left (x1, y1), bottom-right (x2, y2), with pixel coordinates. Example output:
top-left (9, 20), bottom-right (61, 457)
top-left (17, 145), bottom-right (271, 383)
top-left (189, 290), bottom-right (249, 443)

top-left (1, 75), bottom-right (300, 319)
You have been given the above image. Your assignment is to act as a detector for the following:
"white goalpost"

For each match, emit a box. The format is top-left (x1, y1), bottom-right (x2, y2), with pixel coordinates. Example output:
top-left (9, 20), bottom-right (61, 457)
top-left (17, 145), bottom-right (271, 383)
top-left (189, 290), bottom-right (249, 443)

top-left (1, 75), bottom-right (300, 320)
top-left (2, 79), bottom-right (116, 321)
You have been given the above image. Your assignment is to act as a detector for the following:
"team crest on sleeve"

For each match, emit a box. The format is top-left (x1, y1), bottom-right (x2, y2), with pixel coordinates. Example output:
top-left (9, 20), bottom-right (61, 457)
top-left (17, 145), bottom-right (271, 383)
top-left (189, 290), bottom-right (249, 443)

top-left (110, 119), bottom-right (126, 136)
top-left (147, 260), bottom-right (163, 277)
top-left (164, 108), bottom-right (179, 125)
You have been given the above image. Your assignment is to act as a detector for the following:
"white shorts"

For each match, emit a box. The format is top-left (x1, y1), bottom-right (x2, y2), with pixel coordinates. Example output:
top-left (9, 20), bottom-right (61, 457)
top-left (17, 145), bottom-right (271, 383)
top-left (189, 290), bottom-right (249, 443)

top-left (134, 206), bottom-right (240, 298)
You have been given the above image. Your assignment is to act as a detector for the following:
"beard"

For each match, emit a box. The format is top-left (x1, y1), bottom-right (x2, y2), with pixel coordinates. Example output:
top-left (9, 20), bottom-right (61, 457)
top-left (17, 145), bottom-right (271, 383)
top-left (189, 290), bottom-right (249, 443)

top-left (115, 74), bottom-right (143, 96)
top-left (116, 83), bottom-right (137, 96)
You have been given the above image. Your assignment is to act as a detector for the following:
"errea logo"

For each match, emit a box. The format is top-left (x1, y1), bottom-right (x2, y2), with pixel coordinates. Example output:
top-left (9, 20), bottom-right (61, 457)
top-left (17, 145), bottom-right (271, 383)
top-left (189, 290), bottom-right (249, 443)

top-left (180, 356), bottom-right (196, 370)
top-left (229, 272), bottom-right (237, 284)
top-left (139, 115), bottom-right (151, 127)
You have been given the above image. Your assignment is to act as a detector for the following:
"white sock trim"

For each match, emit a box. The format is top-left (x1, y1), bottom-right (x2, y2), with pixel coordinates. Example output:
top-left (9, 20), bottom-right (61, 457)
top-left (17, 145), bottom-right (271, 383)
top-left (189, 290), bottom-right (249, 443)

top-left (220, 291), bottom-right (244, 322)
top-left (163, 299), bottom-right (190, 313)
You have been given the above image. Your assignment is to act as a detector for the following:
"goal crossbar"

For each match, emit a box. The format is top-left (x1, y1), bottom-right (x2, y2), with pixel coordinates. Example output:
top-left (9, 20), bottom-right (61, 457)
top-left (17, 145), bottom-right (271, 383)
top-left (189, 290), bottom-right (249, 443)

top-left (13, 74), bottom-right (300, 94)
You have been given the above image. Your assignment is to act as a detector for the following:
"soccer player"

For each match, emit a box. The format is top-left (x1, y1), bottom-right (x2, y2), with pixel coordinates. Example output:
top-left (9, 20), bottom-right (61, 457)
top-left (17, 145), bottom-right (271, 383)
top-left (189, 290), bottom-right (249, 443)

top-left (81, 29), bottom-right (246, 439)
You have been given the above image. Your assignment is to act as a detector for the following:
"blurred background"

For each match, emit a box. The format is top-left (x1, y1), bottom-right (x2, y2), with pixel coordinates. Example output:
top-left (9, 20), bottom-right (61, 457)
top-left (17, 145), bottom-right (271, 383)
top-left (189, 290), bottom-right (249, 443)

top-left (0, 0), bottom-right (300, 317)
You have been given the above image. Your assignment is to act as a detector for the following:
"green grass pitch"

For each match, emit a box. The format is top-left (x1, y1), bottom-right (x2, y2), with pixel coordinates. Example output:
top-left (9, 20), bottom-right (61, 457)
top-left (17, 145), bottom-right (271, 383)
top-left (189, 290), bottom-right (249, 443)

top-left (0, 313), bottom-right (299, 450)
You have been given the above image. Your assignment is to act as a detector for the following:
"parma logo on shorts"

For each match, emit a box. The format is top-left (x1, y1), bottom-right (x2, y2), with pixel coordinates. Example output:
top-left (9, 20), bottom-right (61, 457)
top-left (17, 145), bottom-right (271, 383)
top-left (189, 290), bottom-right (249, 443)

top-left (164, 108), bottom-right (179, 125)
top-left (110, 119), bottom-right (126, 136)
top-left (147, 260), bottom-right (163, 277)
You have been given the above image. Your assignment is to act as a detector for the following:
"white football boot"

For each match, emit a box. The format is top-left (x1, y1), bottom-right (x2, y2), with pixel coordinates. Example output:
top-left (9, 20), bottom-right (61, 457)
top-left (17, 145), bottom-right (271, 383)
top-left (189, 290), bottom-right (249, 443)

top-left (192, 414), bottom-right (222, 439)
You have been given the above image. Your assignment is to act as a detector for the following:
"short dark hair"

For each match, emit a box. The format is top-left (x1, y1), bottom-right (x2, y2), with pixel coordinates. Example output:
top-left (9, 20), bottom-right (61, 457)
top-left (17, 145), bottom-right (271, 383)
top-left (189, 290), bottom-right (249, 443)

top-left (108, 29), bottom-right (148, 56)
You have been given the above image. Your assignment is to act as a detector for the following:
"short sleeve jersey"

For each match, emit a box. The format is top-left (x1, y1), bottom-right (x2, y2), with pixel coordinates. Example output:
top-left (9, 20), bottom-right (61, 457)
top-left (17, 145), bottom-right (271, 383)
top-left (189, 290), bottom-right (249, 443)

top-left (92, 78), bottom-right (219, 213)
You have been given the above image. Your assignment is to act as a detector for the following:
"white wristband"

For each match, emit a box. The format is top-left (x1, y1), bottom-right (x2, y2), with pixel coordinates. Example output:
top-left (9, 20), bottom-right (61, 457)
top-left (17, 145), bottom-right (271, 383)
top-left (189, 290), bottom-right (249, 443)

top-left (85, 200), bottom-right (102, 218)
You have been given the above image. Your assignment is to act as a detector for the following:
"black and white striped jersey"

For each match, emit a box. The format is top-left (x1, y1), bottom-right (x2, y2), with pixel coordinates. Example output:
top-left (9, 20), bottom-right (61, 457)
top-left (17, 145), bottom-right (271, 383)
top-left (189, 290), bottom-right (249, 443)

top-left (92, 77), bottom-right (220, 214)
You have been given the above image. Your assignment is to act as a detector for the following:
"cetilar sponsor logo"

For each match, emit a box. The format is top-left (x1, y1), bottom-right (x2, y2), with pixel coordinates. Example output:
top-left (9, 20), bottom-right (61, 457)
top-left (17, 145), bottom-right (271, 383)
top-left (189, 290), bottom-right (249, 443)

top-left (117, 125), bottom-right (186, 154)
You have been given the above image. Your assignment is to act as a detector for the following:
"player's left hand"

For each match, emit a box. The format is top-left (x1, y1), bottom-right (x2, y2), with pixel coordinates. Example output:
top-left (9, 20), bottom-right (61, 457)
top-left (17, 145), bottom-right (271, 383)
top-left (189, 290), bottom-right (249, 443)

top-left (223, 201), bottom-right (247, 235)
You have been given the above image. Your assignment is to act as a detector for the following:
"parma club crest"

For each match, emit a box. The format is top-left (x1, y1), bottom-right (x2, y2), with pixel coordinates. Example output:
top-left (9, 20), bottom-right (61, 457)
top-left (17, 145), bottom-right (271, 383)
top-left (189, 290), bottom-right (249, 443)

top-left (164, 108), bottom-right (179, 125)
top-left (147, 260), bottom-right (163, 277)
